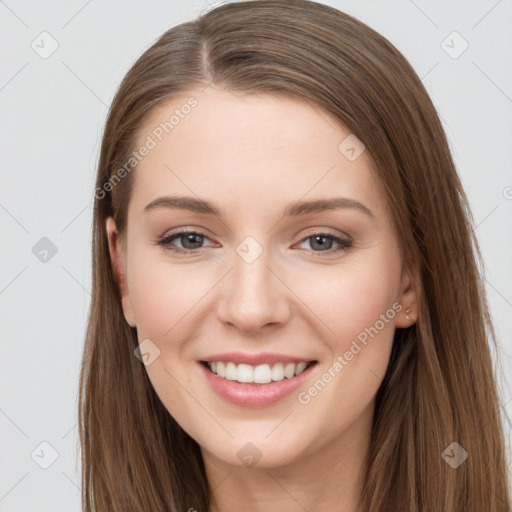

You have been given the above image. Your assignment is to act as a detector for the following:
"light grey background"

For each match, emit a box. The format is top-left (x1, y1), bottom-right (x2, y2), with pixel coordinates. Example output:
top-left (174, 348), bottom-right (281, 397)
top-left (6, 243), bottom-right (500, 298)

top-left (1, 0), bottom-right (511, 510)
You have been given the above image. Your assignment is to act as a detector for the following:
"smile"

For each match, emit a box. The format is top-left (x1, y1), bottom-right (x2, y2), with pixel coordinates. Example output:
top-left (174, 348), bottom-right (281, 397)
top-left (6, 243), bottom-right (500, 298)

top-left (199, 357), bottom-right (319, 408)
top-left (203, 361), bottom-right (315, 384)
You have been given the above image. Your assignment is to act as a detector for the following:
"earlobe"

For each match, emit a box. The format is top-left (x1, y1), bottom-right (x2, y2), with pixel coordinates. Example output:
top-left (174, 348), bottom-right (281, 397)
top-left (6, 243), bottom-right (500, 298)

top-left (395, 261), bottom-right (420, 328)
top-left (105, 217), bottom-right (136, 327)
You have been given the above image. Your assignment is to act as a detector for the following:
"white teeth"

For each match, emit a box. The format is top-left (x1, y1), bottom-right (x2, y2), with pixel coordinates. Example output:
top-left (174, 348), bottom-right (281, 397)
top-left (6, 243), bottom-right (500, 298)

top-left (216, 362), bottom-right (225, 378)
top-left (206, 361), bottom-right (312, 384)
top-left (294, 362), bottom-right (307, 376)
top-left (225, 362), bottom-right (237, 380)
top-left (237, 364), bottom-right (253, 383)
top-left (271, 363), bottom-right (285, 381)
top-left (284, 363), bottom-right (295, 379)
top-left (253, 364), bottom-right (272, 384)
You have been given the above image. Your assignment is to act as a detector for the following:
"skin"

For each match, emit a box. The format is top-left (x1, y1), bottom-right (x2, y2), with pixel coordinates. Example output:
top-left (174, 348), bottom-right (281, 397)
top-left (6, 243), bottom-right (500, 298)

top-left (106, 86), bottom-right (419, 512)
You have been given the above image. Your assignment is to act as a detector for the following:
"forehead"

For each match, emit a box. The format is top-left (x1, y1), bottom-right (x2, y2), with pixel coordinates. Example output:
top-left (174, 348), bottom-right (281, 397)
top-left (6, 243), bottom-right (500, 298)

top-left (129, 87), bottom-right (388, 221)
top-left (138, 87), bottom-right (351, 161)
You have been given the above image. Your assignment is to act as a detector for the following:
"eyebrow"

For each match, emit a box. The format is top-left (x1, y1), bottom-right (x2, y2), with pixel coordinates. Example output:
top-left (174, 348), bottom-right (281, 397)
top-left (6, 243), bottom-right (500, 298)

top-left (143, 195), bottom-right (375, 219)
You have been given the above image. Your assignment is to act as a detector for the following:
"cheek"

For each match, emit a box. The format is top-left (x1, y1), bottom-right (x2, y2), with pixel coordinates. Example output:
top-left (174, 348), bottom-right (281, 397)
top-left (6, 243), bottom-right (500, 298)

top-left (126, 254), bottom-right (206, 422)
top-left (295, 246), bottom-right (402, 412)
top-left (127, 252), bottom-right (210, 339)
top-left (291, 262), bottom-right (399, 449)
top-left (297, 253), bottom-right (401, 350)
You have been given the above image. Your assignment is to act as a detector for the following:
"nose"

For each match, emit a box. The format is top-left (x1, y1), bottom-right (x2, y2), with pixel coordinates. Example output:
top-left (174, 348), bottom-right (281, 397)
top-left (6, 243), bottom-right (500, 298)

top-left (216, 245), bottom-right (291, 333)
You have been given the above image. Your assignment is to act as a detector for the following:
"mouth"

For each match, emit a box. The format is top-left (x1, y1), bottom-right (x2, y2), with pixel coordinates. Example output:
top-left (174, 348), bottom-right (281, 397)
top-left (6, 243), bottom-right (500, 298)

top-left (198, 352), bottom-right (320, 407)
top-left (200, 360), bottom-right (318, 385)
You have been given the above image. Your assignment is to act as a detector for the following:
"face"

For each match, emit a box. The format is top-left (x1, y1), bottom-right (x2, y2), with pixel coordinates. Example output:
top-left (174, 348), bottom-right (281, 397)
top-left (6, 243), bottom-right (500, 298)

top-left (106, 86), bottom-right (418, 469)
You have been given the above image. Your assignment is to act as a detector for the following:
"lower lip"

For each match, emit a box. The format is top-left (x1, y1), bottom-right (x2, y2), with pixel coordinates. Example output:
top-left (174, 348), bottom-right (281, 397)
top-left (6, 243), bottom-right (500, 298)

top-left (198, 362), bottom-right (317, 408)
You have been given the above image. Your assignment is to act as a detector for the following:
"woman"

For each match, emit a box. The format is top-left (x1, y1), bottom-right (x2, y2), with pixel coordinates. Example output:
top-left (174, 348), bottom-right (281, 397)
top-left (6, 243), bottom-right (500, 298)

top-left (79, 0), bottom-right (511, 510)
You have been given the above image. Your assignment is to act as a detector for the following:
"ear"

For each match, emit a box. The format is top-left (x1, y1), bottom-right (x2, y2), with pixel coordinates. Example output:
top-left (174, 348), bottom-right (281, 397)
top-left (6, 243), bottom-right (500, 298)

top-left (395, 259), bottom-right (421, 328)
top-left (105, 217), bottom-right (136, 327)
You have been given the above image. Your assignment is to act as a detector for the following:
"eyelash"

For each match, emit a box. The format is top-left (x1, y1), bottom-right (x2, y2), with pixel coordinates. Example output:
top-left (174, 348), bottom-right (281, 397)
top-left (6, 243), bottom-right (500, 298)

top-left (156, 229), bottom-right (353, 256)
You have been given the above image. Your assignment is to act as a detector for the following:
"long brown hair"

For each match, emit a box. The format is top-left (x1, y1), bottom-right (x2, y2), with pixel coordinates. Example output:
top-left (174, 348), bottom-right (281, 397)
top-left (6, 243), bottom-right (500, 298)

top-left (79, 0), bottom-right (511, 510)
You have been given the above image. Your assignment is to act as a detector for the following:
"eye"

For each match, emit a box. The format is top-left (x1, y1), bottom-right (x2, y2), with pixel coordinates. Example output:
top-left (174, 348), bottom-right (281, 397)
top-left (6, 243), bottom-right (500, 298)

top-left (157, 230), bottom-right (353, 255)
top-left (295, 232), bottom-right (353, 255)
top-left (157, 230), bottom-right (216, 254)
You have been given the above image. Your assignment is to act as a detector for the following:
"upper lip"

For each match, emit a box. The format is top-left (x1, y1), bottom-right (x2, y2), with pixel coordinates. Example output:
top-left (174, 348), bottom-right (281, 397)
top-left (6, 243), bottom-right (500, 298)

top-left (200, 352), bottom-right (317, 366)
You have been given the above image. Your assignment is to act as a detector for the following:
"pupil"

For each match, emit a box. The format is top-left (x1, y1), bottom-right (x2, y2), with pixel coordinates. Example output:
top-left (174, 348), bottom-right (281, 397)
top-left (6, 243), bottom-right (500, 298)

top-left (311, 235), bottom-right (332, 251)
top-left (183, 233), bottom-right (203, 249)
